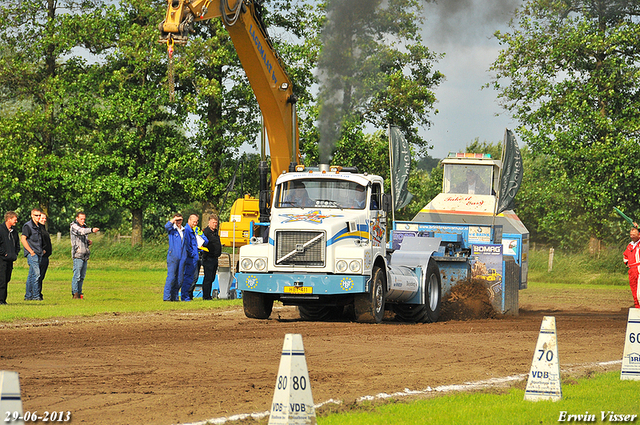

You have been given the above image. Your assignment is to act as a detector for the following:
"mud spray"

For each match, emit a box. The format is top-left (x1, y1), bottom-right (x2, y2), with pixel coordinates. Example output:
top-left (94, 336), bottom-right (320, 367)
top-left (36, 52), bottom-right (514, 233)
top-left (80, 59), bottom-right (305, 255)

top-left (440, 278), bottom-right (497, 321)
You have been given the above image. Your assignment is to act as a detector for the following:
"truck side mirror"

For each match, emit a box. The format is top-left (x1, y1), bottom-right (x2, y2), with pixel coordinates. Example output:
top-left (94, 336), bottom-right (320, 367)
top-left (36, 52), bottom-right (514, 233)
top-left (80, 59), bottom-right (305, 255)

top-left (382, 194), bottom-right (392, 213)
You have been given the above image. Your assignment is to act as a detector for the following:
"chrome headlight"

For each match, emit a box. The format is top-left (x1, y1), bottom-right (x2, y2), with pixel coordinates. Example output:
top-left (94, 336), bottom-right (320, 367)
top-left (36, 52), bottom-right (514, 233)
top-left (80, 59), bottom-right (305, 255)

top-left (241, 258), bottom-right (253, 271)
top-left (336, 260), bottom-right (348, 273)
top-left (349, 260), bottom-right (362, 273)
top-left (254, 258), bottom-right (267, 271)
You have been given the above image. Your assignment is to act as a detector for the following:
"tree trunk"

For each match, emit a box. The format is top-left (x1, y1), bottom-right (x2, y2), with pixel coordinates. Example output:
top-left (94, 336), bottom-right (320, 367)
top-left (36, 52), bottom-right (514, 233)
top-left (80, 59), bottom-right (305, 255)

top-left (131, 208), bottom-right (143, 247)
top-left (588, 237), bottom-right (602, 257)
top-left (202, 201), bottom-right (218, 223)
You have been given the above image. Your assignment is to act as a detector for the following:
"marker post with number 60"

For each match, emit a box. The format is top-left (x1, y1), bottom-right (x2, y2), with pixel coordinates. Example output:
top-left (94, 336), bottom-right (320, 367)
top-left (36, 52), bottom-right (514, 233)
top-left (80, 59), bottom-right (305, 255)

top-left (620, 308), bottom-right (640, 380)
top-left (524, 316), bottom-right (562, 401)
top-left (268, 334), bottom-right (316, 425)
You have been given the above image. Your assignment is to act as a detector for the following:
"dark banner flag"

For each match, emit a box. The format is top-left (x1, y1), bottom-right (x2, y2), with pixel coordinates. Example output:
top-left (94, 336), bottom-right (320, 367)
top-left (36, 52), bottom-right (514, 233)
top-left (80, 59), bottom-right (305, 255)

top-left (496, 129), bottom-right (523, 214)
top-left (389, 126), bottom-right (413, 210)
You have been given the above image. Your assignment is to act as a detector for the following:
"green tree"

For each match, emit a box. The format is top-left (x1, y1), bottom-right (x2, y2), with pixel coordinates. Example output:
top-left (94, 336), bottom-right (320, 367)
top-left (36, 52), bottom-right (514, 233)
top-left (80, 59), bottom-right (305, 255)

top-left (81, 0), bottom-right (194, 245)
top-left (394, 165), bottom-right (443, 221)
top-left (0, 0), bottom-right (111, 218)
top-left (415, 154), bottom-right (440, 172)
top-left (489, 0), bottom-right (640, 238)
top-left (465, 138), bottom-right (502, 160)
top-left (515, 148), bottom-right (586, 248)
top-left (331, 127), bottom-right (390, 177)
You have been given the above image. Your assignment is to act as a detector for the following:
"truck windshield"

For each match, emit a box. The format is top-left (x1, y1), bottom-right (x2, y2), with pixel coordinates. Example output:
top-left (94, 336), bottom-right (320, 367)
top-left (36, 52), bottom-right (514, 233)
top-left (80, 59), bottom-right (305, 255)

top-left (443, 164), bottom-right (494, 195)
top-left (275, 179), bottom-right (368, 209)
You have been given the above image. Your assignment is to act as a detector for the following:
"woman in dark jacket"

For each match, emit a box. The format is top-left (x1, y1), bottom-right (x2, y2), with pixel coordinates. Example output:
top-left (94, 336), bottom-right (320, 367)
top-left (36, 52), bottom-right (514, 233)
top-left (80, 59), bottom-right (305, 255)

top-left (0, 211), bottom-right (20, 304)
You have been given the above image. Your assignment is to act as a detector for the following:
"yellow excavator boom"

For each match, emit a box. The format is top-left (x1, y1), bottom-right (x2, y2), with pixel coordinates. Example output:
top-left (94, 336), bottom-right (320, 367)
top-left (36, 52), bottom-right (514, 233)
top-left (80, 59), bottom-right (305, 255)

top-left (160, 0), bottom-right (300, 246)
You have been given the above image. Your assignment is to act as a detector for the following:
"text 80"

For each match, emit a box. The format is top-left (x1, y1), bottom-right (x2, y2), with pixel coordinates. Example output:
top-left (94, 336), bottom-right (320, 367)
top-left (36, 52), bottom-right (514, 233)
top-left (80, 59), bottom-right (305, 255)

top-left (276, 375), bottom-right (307, 391)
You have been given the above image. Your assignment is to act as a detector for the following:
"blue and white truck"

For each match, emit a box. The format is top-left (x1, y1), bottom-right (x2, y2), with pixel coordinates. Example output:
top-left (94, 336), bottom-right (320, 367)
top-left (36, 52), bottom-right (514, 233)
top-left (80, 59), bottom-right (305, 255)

top-left (236, 156), bottom-right (528, 323)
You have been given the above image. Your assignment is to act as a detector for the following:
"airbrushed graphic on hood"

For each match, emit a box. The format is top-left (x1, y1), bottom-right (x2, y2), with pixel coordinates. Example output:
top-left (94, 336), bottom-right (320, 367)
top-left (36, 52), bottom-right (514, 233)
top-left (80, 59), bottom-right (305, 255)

top-left (278, 210), bottom-right (344, 224)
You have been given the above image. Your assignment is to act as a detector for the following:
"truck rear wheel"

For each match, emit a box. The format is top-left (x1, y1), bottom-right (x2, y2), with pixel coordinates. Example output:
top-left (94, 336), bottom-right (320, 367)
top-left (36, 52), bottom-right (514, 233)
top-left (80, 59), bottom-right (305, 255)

top-left (298, 305), bottom-right (343, 321)
top-left (393, 258), bottom-right (441, 323)
top-left (243, 291), bottom-right (273, 319)
top-left (354, 266), bottom-right (385, 324)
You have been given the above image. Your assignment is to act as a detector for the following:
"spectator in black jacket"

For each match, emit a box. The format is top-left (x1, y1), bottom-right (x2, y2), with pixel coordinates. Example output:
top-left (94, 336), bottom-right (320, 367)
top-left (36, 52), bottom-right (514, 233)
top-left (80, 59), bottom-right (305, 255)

top-left (201, 215), bottom-right (222, 300)
top-left (0, 211), bottom-right (20, 305)
top-left (38, 213), bottom-right (52, 300)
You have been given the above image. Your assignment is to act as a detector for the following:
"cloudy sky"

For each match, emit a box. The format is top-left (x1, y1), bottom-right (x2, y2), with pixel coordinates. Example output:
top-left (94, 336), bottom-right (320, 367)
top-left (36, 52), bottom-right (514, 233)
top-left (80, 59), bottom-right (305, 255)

top-left (420, 0), bottom-right (521, 159)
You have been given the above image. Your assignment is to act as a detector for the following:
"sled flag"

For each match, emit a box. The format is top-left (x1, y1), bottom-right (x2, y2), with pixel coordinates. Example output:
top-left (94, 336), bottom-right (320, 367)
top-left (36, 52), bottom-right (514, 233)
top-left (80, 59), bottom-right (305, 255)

top-left (496, 129), bottom-right (523, 215)
top-left (389, 126), bottom-right (413, 210)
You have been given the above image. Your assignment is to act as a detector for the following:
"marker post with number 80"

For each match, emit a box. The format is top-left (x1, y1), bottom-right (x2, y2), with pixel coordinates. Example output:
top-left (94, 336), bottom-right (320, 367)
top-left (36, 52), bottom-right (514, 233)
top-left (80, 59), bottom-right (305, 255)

top-left (268, 334), bottom-right (316, 425)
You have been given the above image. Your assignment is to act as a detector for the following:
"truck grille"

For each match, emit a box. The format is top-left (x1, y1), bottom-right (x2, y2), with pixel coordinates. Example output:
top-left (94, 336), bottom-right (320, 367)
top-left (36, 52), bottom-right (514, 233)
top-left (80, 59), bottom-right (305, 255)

top-left (275, 231), bottom-right (325, 266)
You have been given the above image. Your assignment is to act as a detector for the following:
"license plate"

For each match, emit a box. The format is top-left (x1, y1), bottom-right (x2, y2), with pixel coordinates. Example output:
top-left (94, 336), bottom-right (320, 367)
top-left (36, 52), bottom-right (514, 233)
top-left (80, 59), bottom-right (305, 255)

top-left (284, 286), bottom-right (312, 294)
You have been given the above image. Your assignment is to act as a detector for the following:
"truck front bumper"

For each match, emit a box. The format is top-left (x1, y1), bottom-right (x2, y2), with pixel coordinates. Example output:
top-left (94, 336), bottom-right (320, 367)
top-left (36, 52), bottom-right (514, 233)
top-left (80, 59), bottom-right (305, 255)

top-left (236, 272), bottom-right (369, 296)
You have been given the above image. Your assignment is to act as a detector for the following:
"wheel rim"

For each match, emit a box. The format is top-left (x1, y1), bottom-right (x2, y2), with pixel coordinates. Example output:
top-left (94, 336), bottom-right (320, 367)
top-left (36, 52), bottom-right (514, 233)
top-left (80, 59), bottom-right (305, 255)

top-left (428, 273), bottom-right (439, 311)
top-left (374, 280), bottom-right (384, 314)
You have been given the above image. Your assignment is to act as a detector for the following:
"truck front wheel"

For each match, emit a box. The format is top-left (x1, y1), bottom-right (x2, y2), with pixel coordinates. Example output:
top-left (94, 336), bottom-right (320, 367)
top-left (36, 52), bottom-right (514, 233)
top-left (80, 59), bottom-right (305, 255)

top-left (354, 266), bottom-right (385, 324)
top-left (243, 291), bottom-right (273, 319)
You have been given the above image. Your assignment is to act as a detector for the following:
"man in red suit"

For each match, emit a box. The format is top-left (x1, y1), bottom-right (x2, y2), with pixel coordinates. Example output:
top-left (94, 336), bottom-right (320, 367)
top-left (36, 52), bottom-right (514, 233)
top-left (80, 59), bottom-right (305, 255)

top-left (623, 226), bottom-right (640, 309)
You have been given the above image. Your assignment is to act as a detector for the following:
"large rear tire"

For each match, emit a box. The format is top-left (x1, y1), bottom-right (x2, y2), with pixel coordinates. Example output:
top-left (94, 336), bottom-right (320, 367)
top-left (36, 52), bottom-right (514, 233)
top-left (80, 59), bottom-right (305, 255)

top-left (243, 291), bottom-right (273, 319)
top-left (298, 305), bottom-right (343, 321)
top-left (354, 266), bottom-right (386, 323)
top-left (393, 258), bottom-right (441, 323)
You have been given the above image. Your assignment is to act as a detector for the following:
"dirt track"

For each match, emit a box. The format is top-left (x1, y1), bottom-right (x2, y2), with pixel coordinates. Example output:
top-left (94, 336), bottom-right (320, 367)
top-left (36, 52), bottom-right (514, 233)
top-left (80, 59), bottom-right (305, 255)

top-left (0, 287), bottom-right (633, 425)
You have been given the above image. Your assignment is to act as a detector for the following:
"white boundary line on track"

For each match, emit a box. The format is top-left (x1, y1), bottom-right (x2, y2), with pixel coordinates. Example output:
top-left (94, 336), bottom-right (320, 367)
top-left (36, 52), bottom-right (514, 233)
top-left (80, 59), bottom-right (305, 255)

top-left (177, 360), bottom-right (622, 425)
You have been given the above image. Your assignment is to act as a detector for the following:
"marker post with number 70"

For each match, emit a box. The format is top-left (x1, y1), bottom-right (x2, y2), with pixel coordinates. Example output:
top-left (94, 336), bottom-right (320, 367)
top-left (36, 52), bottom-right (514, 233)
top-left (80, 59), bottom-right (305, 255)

top-left (524, 316), bottom-right (562, 401)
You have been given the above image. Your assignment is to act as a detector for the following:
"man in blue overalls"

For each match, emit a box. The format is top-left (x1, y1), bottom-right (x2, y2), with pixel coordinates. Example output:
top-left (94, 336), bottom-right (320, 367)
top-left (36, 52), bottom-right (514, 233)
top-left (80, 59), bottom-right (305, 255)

top-left (163, 214), bottom-right (187, 301)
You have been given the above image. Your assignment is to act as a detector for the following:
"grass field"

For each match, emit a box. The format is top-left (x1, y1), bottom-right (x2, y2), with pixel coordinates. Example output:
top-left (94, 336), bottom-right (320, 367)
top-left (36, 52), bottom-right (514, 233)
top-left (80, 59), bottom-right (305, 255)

top-left (0, 236), bottom-right (241, 322)
top-left (318, 371), bottom-right (639, 425)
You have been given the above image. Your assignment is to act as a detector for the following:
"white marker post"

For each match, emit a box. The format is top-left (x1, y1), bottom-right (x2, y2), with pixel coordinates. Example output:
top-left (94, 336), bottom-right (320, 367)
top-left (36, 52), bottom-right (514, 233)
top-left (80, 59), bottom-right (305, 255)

top-left (621, 308), bottom-right (640, 380)
top-left (268, 334), bottom-right (316, 425)
top-left (524, 316), bottom-right (562, 401)
top-left (0, 371), bottom-right (24, 425)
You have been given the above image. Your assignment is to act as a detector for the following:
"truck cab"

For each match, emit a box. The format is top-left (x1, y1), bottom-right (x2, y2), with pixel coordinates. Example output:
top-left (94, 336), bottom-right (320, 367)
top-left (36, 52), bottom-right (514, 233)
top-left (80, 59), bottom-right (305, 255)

top-left (442, 154), bottom-right (500, 196)
top-left (236, 165), bottom-right (390, 322)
